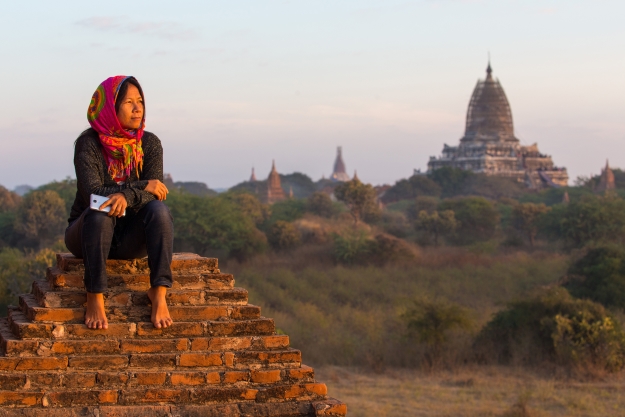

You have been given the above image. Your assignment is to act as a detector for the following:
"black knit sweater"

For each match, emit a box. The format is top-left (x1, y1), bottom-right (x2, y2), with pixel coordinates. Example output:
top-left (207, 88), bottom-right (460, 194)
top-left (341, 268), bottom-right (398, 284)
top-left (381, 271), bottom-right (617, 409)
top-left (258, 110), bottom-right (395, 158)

top-left (68, 128), bottom-right (164, 223)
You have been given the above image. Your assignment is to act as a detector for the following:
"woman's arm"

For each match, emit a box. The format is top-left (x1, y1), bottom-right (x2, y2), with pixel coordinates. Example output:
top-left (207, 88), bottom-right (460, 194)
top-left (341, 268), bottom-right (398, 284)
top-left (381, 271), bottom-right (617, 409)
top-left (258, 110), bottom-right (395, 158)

top-left (123, 133), bottom-right (167, 202)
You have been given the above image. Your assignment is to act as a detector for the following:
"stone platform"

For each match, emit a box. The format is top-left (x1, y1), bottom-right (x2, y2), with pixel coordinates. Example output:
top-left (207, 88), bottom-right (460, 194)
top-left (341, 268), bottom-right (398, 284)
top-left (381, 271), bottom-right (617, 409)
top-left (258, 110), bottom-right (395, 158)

top-left (0, 253), bottom-right (347, 416)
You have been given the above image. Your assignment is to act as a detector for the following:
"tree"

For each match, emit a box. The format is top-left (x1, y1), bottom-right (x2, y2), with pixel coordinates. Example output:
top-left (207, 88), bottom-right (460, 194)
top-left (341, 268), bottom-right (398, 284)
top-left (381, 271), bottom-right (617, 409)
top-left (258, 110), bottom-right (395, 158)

top-left (0, 186), bottom-right (21, 213)
top-left (267, 221), bottom-right (301, 250)
top-left (415, 210), bottom-right (457, 246)
top-left (427, 167), bottom-right (473, 198)
top-left (307, 192), bottom-right (336, 218)
top-left (438, 197), bottom-right (500, 245)
top-left (511, 202), bottom-right (550, 247)
top-left (381, 175), bottom-right (441, 203)
top-left (222, 193), bottom-right (270, 226)
top-left (14, 190), bottom-right (66, 248)
top-left (334, 178), bottom-right (379, 225)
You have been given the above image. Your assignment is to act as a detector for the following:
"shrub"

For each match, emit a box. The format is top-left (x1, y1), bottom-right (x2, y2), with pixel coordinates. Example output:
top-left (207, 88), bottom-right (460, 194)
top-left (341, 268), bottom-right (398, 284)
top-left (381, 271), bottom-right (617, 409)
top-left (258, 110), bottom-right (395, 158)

top-left (334, 179), bottom-right (380, 225)
top-left (331, 230), bottom-right (374, 265)
top-left (475, 288), bottom-right (625, 372)
top-left (267, 221), bottom-right (301, 250)
top-left (381, 175), bottom-right (441, 203)
top-left (267, 199), bottom-right (307, 224)
top-left (438, 196), bottom-right (500, 245)
top-left (306, 192), bottom-right (336, 218)
top-left (564, 245), bottom-right (625, 309)
top-left (415, 210), bottom-right (457, 246)
top-left (369, 233), bottom-right (416, 265)
top-left (511, 202), bottom-right (550, 247)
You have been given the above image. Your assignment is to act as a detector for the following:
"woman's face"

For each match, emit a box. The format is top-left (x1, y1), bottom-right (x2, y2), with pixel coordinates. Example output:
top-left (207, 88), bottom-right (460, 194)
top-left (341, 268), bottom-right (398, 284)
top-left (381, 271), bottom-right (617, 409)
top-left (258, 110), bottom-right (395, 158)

top-left (116, 84), bottom-right (144, 130)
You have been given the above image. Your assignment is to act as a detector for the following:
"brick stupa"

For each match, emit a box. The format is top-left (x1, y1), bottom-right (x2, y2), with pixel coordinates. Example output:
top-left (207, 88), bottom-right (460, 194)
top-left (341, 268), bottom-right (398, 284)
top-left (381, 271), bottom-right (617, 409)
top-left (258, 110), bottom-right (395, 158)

top-left (0, 253), bottom-right (346, 416)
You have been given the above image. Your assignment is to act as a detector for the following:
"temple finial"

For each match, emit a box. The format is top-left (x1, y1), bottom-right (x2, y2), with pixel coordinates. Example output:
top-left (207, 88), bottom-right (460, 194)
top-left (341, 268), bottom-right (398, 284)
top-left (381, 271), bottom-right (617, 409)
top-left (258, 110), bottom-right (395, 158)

top-left (486, 52), bottom-right (492, 77)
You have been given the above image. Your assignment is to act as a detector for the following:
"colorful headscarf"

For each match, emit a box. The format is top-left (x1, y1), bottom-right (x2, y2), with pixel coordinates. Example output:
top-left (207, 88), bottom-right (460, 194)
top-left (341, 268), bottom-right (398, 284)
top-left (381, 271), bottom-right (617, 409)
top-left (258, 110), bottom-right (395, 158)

top-left (87, 76), bottom-right (144, 181)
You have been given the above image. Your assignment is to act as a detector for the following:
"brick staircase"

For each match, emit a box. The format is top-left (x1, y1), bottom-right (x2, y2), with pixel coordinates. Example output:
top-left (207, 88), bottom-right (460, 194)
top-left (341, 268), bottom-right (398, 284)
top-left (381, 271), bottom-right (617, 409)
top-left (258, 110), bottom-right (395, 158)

top-left (0, 253), bottom-right (347, 416)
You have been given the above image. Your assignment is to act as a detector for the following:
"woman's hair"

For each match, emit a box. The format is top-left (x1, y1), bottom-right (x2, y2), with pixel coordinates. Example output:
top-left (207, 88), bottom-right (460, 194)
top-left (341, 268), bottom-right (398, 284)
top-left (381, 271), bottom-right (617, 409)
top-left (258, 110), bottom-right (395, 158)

top-left (115, 77), bottom-right (145, 115)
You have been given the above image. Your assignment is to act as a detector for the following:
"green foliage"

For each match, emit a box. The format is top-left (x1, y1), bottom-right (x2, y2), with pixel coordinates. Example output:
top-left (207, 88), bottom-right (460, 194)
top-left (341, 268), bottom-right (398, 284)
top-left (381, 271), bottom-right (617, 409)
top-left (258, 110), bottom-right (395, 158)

top-left (171, 181), bottom-right (217, 197)
top-left (0, 186), bottom-right (21, 213)
top-left (565, 245), bottom-right (625, 309)
top-left (267, 199), bottom-right (307, 224)
top-left (519, 187), bottom-right (592, 206)
top-left (438, 196), bottom-right (500, 245)
top-left (476, 288), bottom-right (625, 371)
top-left (511, 203), bottom-right (550, 247)
top-left (334, 178), bottom-right (380, 225)
top-left (165, 192), bottom-right (266, 260)
top-left (382, 175), bottom-right (441, 203)
top-left (415, 210), bottom-right (457, 246)
top-left (37, 178), bottom-right (76, 214)
top-left (331, 230), bottom-right (373, 265)
top-left (542, 195), bottom-right (625, 247)
top-left (378, 211), bottom-right (411, 238)
top-left (14, 190), bottom-right (67, 249)
top-left (280, 173), bottom-right (317, 198)
top-left (306, 192), bottom-right (337, 218)
top-left (428, 167), bottom-right (473, 198)
top-left (267, 221), bottom-right (301, 250)
top-left (222, 193), bottom-right (270, 226)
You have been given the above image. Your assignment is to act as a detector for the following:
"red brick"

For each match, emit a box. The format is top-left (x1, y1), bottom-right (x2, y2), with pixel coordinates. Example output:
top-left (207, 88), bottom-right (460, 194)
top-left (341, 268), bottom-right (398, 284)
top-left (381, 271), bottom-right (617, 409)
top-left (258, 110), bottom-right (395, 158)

top-left (64, 323), bottom-right (135, 339)
top-left (97, 372), bottom-right (130, 386)
top-left (136, 322), bottom-right (203, 337)
top-left (224, 352), bottom-right (234, 367)
top-left (190, 387), bottom-right (257, 403)
top-left (0, 391), bottom-right (42, 406)
top-left (119, 389), bottom-right (189, 405)
top-left (170, 372), bottom-right (205, 386)
top-left (51, 339), bottom-right (120, 355)
top-left (206, 372), bottom-right (221, 384)
top-left (44, 389), bottom-right (118, 406)
top-left (179, 353), bottom-right (222, 367)
top-left (230, 305), bottom-right (261, 319)
top-left (121, 338), bottom-right (188, 353)
top-left (262, 335), bottom-right (290, 349)
top-left (134, 372), bottom-right (167, 386)
top-left (207, 319), bottom-right (274, 336)
top-left (129, 354), bottom-right (176, 368)
top-left (0, 357), bottom-right (19, 371)
top-left (251, 369), bottom-right (282, 384)
top-left (0, 374), bottom-right (26, 390)
top-left (168, 306), bottom-right (228, 321)
top-left (15, 357), bottom-right (67, 371)
top-left (211, 337), bottom-right (252, 351)
top-left (62, 372), bottom-right (96, 388)
top-left (234, 350), bottom-right (301, 366)
top-left (27, 373), bottom-right (61, 388)
top-left (223, 371), bottom-right (249, 384)
top-left (288, 365), bottom-right (314, 380)
top-left (69, 355), bottom-right (128, 370)
top-left (313, 398), bottom-right (348, 416)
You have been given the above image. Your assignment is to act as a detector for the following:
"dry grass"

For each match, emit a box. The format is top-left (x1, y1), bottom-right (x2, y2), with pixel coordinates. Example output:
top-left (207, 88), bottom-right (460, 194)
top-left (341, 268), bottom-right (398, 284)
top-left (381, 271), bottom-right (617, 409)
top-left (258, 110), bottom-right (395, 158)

top-left (316, 365), bottom-right (625, 417)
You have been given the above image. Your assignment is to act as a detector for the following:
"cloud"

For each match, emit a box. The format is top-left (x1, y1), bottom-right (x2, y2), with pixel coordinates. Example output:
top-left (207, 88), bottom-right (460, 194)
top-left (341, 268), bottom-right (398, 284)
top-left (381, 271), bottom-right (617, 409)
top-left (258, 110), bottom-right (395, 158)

top-left (76, 16), bottom-right (198, 41)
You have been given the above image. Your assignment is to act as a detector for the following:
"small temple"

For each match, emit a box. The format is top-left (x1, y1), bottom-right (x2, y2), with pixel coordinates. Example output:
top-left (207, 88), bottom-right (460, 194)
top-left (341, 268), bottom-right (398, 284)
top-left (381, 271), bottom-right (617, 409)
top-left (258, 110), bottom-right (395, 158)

top-left (330, 147), bottom-right (350, 182)
top-left (249, 167), bottom-right (257, 182)
top-left (265, 160), bottom-right (287, 204)
top-left (427, 62), bottom-right (568, 188)
top-left (595, 160), bottom-right (616, 193)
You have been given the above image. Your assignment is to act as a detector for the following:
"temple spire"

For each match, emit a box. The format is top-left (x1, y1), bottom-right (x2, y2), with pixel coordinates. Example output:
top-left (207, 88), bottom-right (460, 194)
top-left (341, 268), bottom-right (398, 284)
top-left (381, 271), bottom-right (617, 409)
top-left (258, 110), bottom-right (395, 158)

top-left (249, 167), bottom-right (257, 182)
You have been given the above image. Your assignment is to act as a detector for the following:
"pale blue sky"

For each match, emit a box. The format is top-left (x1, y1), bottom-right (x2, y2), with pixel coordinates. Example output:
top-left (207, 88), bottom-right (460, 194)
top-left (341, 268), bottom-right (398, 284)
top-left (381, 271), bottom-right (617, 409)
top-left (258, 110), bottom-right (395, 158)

top-left (1, 1), bottom-right (623, 189)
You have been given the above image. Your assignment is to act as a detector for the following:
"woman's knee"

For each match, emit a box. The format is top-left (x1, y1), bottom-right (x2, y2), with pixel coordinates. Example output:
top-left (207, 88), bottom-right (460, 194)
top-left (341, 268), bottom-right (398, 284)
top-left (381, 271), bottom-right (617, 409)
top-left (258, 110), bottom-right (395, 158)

top-left (142, 200), bottom-right (173, 228)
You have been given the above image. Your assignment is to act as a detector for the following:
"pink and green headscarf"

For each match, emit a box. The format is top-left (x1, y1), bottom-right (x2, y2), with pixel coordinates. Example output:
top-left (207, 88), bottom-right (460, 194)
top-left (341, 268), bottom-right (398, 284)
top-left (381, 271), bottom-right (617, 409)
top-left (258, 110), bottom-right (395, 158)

top-left (87, 76), bottom-right (144, 181)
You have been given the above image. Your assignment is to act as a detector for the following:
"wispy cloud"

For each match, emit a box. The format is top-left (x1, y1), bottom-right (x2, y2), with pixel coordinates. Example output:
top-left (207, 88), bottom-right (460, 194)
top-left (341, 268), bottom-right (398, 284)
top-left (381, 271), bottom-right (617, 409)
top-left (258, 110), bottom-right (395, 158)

top-left (77, 16), bottom-right (198, 41)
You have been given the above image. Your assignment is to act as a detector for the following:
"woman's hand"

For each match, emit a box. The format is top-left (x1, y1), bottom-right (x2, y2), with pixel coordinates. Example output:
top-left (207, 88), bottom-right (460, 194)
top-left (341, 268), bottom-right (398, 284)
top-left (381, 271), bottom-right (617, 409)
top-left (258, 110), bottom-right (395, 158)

top-left (100, 193), bottom-right (128, 218)
top-left (145, 179), bottom-right (169, 201)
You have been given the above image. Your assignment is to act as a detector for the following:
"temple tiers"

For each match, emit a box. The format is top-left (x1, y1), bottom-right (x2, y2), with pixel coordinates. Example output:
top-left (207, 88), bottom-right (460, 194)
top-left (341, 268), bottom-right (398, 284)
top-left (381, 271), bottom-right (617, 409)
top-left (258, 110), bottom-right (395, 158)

top-left (0, 253), bottom-right (346, 416)
top-left (595, 160), bottom-right (615, 193)
top-left (428, 62), bottom-right (568, 188)
top-left (266, 161), bottom-right (287, 204)
top-left (330, 148), bottom-right (350, 182)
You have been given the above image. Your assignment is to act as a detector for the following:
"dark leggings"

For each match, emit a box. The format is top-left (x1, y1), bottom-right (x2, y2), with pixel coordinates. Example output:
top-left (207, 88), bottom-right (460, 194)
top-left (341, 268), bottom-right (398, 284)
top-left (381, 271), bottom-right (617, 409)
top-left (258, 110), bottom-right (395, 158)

top-left (64, 200), bottom-right (174, 293)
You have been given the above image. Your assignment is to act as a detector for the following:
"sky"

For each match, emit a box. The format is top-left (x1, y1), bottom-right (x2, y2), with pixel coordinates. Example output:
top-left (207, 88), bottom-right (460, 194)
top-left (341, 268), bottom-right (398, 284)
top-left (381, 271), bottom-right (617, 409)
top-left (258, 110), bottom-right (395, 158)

top-left (1, 0), bottom-right (624, 190)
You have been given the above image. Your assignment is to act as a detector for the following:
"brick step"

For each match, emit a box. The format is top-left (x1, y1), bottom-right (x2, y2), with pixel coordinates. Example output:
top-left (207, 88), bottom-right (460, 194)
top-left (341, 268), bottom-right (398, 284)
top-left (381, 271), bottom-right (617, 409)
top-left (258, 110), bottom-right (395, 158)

top-left (47, 267), bottom-right (235, 292)
top-left (18, 294), bottom-right (260, 324)
top-left (0, 398), bottom-right (347, 416)
top-left (32, 280), bottom-right (248, 308)
top-left (56, 253), bottom-right (219, 275)
top-left (8, 309), bottom-right (276, 340)
top-left (0, 366), bottom-right (315, 391)
top-left (0, 349), bottom-right (302, 372)
top-left (0, 386), bottom-right (335, 411)
top-left (1, 319), bottom-right (289, 357)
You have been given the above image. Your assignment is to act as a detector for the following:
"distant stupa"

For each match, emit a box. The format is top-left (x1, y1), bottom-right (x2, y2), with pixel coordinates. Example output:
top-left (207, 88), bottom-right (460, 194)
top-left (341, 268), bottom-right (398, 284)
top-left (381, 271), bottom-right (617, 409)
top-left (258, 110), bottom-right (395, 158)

top-left (596, 160), bottom-right (616, 193)
top-left (249, 167), bottom-right (257, 182)
top-left (331, 147), bottom-right (351, 182)
top-left (266, 160), bottom-right (287, 204)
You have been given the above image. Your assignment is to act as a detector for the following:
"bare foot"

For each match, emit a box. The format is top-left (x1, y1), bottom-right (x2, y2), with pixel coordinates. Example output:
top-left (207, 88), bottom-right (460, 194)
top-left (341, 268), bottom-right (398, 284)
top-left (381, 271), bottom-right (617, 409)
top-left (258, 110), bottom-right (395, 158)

top-left (147, 286), bottom-right (173, 329)
top-left (85, 292), bottom-right (108, 329)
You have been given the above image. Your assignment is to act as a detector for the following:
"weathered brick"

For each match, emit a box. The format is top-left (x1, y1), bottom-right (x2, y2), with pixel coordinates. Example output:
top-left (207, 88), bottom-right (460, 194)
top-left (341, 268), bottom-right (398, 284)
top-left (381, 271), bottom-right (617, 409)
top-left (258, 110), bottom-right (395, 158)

top-left (99, 405), bottom-right (173, 417)
top-left (190, 337), bottom-right (252, 351)
top-left (129, 354), bottom-right (176, 368)
top-left (134, 372), bottom-right (167, 386)
top-left (0, 391), bottom-right (42, 406)
top-left (288, 365), bottom-right (314, 380)
top-left (0, 374), bottom-right (27, 390)
top-left (0, 357), bottom-right (18, 371)
top-left (201, 274), bottom-right (235, 290)
top-left (119, 389), bottom-right (189, 405)
top-left (44, 389), bottom-right (118, 407)
top-left (107, 292), bottom-right (131, 307)
top-left (27, 373), bottom-right (61, 388)
top-left (223, 371), bottom-right (249, 384)
top-left (51, 340), bottom-right (120, 355)
top-left (167, 291), bottom-right (205, 305)
top-left (168, 306), bottom-right (228, 321)
top-left (61, 372), bottom-right (96, 388)
top-left (64, 323), bottom-right (135, 339)
top-left (121, 338), bottom-right (187, 354)
top-left (230, 305), bottom-right (261, 319)
top-left (261, 335), bottom-right (290, 349)
top-left (136, 322), bottom-right (203, 337)
top-left (0, 338), bottom-right (39, 356)
top-left (313, 398), bottom-right (348, 416)
top-left (251, 369), bottom-right (282, 384)
top-left (190, 387), bottom-right (257, 403)
top-left (179, 353), bottom-right (222, 367)
top-left (257, 383), bottom-right (327, 402)
top-left (234, 350), bottom-right (301, 366)
top-left (206, 372), bottom-right (221, 384)
top-left (224, 352), bottom-right (235, 367)
top-left (97, 372), bottom-right (130, 386)
top-left (15, 357), bottom-right (67, 371)
top-left (207, 319), bottom-right (274, 336)
top-left (47, 266), bottom-right (83, 288)
top-left (69, 355), bottom-right (128, 370)
top-left (170, 372), bottom-right (205, 386)
top-left (204, 288), bottom-right (248, 304)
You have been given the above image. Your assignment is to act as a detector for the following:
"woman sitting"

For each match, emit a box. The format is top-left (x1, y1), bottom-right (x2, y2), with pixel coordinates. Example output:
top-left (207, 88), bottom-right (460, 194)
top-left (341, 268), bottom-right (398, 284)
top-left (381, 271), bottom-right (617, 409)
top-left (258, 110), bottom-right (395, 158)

top-left (65, 76), bottom-right (174, 330)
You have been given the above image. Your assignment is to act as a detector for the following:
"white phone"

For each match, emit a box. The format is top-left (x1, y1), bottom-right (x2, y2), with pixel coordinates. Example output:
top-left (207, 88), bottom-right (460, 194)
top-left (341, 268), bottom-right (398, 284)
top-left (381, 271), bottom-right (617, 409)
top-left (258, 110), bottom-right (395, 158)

top-left (90, 194), bottom-right (126, 216)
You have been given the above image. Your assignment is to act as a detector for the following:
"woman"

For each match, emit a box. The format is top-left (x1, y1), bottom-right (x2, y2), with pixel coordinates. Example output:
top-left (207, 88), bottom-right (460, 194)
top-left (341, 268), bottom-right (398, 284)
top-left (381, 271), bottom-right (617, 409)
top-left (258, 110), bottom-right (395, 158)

top-left (65, 75), bottom-right (173, 330)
